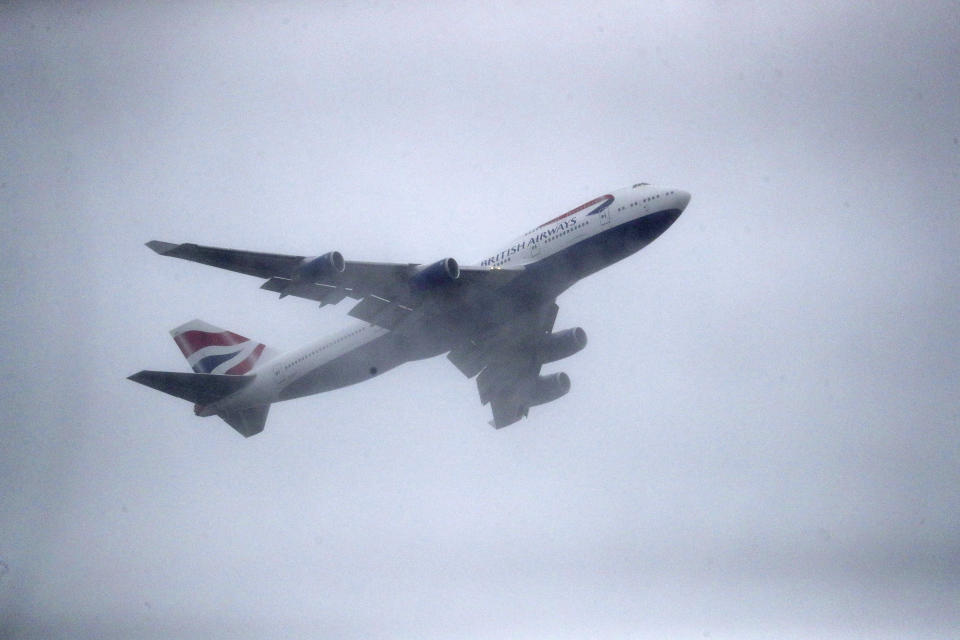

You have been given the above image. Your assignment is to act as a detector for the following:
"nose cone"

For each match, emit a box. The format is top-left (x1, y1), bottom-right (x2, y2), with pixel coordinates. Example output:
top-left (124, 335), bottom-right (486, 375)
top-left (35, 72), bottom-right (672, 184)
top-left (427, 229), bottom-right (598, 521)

top-left (674, 189), bottom-right (691, 211)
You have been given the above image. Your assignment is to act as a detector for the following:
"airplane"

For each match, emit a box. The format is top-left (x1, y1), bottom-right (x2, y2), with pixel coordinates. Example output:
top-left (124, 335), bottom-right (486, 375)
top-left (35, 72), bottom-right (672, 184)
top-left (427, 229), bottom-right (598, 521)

top-left (129, 182), bottom-right (691, 436)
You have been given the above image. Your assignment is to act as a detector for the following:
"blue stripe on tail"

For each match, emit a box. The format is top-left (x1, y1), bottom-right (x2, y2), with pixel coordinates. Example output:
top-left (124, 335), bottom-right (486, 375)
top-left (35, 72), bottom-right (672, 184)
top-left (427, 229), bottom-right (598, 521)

top-left (194, 350), bottom-right (242, 374)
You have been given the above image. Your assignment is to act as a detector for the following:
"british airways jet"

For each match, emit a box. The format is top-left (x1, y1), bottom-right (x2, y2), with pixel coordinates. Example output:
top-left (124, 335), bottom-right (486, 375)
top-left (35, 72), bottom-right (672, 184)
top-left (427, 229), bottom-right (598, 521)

top-left (130, 182), bottom-right (690, 436)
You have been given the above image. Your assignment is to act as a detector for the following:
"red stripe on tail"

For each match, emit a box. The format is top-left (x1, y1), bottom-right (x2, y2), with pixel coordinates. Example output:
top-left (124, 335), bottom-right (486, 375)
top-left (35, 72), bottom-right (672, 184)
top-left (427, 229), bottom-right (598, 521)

top-left (225, 343), bottom-right (266, 375)
top-left (174, 330), bottom-right (249, 358)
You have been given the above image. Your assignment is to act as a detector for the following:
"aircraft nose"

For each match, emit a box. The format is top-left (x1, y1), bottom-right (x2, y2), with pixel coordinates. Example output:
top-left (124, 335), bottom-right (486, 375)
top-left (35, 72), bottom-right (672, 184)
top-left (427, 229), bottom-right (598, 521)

top-left (674, 189), bottom-right (691, 211)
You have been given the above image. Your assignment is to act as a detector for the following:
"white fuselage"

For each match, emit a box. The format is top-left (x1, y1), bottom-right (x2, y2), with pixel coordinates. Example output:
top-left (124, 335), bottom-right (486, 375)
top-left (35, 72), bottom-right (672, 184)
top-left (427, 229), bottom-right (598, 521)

top-left (198, 183), bottom-right (690, 416)
top-left (479, 183), bottom-right (689, 268)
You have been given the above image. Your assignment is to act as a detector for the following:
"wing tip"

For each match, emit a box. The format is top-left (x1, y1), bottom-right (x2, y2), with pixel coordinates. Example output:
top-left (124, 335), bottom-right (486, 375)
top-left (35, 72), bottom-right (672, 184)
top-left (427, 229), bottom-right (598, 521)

top-left (146, 240), bottom-right (178, 255)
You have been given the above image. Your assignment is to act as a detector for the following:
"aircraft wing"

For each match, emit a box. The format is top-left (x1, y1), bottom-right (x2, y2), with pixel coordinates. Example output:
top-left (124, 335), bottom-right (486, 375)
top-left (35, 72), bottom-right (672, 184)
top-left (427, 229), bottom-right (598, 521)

top-left (146, 241), bottom-right (411, 301)
top-left (448, 302), bottom-right (561, 428)
top-left (146, 241), bottom-right (522, 326)
top-left (146, 241), bottom-right (305, 279)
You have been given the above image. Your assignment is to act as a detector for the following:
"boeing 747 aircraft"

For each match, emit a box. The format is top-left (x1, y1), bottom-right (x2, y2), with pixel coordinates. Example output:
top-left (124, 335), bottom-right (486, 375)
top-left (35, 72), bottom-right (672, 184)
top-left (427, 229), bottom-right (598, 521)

top-left (129, 182), bottom-right (690, 436)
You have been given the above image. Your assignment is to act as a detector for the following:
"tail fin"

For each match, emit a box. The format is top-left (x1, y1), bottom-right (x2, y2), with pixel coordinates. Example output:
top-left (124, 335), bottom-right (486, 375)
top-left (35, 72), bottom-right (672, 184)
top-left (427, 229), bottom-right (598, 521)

top-left (134, 320), bottom-right (278, 438)
top-left (171, 319), bottom-right (277, 375)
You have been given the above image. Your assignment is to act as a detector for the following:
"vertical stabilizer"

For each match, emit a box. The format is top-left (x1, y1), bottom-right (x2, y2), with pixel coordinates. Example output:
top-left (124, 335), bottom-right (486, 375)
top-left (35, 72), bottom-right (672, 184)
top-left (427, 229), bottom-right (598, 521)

top-left (170, 319), bottom-right (278, 375)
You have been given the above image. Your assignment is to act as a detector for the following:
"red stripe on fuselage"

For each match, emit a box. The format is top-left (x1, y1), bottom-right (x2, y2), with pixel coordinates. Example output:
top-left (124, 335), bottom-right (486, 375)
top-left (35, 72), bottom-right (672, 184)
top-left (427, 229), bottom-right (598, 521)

top-left (174, 330), bottom-right (249, 358)
top-left (536, 194), bottom-right (612, 229)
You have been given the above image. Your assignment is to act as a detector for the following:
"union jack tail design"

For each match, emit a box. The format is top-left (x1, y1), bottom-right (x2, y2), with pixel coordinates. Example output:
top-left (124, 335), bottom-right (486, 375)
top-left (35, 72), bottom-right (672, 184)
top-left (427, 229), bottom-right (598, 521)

top-left (170, 319), bottom-right (277, 375)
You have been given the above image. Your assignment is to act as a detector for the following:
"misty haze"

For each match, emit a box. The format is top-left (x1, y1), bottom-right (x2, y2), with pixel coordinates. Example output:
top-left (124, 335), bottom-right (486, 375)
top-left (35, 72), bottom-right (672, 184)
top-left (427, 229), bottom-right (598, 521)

top-left (1, 3), bottom-right (958, 639)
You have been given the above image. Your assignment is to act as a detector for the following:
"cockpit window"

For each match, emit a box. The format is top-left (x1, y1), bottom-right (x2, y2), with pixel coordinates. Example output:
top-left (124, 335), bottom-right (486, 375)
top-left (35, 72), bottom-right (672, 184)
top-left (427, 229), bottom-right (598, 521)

top-left (632, 182), bottom-right (649, 188)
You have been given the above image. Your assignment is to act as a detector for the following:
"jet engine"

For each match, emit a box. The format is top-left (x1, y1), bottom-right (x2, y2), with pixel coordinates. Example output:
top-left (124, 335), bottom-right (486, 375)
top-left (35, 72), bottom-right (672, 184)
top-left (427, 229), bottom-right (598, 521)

top-left (527, 372), bottom-right (571, 407)
top-left (538, 327), bottom-right (588, 364)
top-left (410, 257), bottom-right (460, 291)
top-left (296, 251), bottom-right (345, 281)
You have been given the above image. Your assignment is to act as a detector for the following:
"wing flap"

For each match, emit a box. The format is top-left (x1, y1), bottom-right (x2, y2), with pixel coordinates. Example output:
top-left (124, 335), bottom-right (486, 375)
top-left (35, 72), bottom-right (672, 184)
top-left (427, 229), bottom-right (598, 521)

top-left (448, 301), bottom-right (559, 381)
top-left (488, 396), bottom-right (528, 429)
top-left (446, 338), bottom-right (490, 378)
top-left (448, 302), bottom-right (560, 427)
top-left (347, 295), bottom-right (414, 329)
top-left (260, 277), bottom-right (354, 305)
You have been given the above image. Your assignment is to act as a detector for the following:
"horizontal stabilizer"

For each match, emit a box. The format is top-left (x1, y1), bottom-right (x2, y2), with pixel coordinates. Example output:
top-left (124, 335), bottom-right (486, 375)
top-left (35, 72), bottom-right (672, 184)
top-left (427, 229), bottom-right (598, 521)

top-left (218, 404), bottom-right (270, 438)
top-left (128, 370), bottom-right (253, 405)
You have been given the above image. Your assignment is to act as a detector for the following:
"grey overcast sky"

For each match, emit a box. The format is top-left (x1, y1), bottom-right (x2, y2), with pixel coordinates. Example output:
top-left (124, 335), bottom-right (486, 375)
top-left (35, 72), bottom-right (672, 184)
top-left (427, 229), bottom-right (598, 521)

top-left (1, 2), bottom-right (958, 638)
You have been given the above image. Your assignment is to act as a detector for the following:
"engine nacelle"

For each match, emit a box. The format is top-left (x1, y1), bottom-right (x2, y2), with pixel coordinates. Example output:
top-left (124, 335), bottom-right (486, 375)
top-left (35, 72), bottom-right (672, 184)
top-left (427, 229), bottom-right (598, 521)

top-left (296, 251), bottom-right (345, 281)
top-left (538, 327), bottom-right (588, 364)
top-left (410, 257), bottom-right (460, 291)
top-left (527, 372), bottom-right (571, 407)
